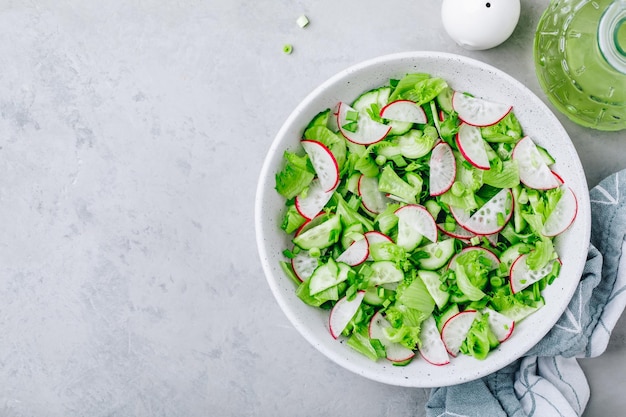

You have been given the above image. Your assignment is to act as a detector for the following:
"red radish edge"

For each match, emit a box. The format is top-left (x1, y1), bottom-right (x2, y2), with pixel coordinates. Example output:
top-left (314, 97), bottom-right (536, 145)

top-left (379, 100), bottom-right (428, 124)
top-left (295, 178), bottom-right (335, 220)
top-left (512, 136), bottom-right (560, 190)
top-left (451, 91), bottom-right (512, 127)
top-left (441, 310), bottom-right (478, 357)
top-left (336, 102), bottom-right (391, 145)
top-left (336, 238), bottom-right (369, 266)
top-left (483, 308), bottom-right (515, 343)
top-left (358, 175), bottom-right (391, 214)
top-left (456, 123), bottom-right (490, 170)
top-left (365, 231), bottom-right (393, 261)
top-left (301, 139), bottom-right (340, 192)
top-left (418, 316), bottom-right (450, 366)
top-left (369, 311), bottom-right (416, 362)
top-left (291, 250), bottom-right (319, 282)
top-left (395, 204), bottom-right (438, 243)
top-left (329, 291), bottom-right (365, 339)
top-left (295, 212), bottom-right (333, 237)
top-left (450, 189), bottom-right (514, 235)
top-left (509, 254), bottom-right (561, 294)
top-left (429, 142), bottom-right (457, 196)
top-left (541, 186), bottom-right (578, 237)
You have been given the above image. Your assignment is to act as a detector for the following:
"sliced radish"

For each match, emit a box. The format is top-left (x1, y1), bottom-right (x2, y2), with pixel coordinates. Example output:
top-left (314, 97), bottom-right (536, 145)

top-left (418, 316), bottom-right (450, 366)
top-left (456, 123), bottom-right (490, 170)
top-left (448, 204), bottom-right (471, 226)
top-left (451, 92), bottom-right (512, 127)
top-left (291, 249), bottom-right (319, 282)
top-left (395, 205), bottom-right (438, 251)
top-left (301, 139), bottom-right (339, 192)
top-left (509, 254), bottom-right (559, 293)
top-left (452, 188), bottom-right (513, 235)
top-left (483, 308), bottom-right (515, 343)
top-left (336, 102), bottom-right (391, 145)
top-left (379, 100), bottom-right (428, 124)
top-left (329, 291), bottom-right (365, 339)
top-left (441, 310), bottom-right (478, 357)
top-left (336, 238), bottom-right (369, 266)
top-left (552, 171), bottom-right (565, 185)
top-left (369, 311), bottom-right (416, 362)
top-left (448, 247), bottom-right (500, 271)
top-left (438, 222), bottom-right (475, 240)
top-left (512, 137), bottom-right (560, 190)
top-left (365, 231), bottom-right (393, 261)
top-left (429, 142), bottom-right (456, 196)
top-left (295, 178), bottom-right (336, 220)
top-left (358, 175), bottom-right (392, 214)
top-left (365, 230), bottom-right (393, 245)
top-left (541, 186), bottom-right (578, 237)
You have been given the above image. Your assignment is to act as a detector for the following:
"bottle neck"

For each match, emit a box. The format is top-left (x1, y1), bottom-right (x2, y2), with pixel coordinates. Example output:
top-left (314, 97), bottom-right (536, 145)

top-left (598, 1), bottom-right (626, 73)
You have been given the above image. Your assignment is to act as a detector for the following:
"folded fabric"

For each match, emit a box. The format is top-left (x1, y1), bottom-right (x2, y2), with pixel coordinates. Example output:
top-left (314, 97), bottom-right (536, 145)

top-left (426, 169), bottom-right (626, 417)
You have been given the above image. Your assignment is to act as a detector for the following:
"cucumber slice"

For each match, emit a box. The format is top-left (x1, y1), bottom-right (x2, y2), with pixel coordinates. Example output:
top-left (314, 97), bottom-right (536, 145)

top-left (363, 286), bottom-right (394, 306)
top-left (309, 260), bottom-right (351, 295)
top-left (499, 299), bottom-right (545, 323)
top-left (499, 242), bottom-right (531, 270)
top-left (305, 108), bottom-right (331, 131)
top-left (436, 87), bottom-right (454, 114)
top-left (417, 238), bottom-right (456, 271)
top-left (536, 144), bottom-right (555, 166)
top-left (293, 215), bottom-right (341, 250)
top-left (436, 303), bottom-right (460, 332)
top-left (352, 87), bottom-right (391, 115)
top-left (368, 261), bottom-right (404, 285)
top-left (388, 120), bottom-right (413, 135)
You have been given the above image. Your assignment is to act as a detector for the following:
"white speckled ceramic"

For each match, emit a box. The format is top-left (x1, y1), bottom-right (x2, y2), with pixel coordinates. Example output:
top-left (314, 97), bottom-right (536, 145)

top-left (255, 51), bottom-right (591, 388)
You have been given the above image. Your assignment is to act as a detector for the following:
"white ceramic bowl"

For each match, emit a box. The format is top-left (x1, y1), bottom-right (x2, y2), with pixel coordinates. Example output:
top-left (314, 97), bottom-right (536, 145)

top-left (255, 51), bottom-right (590, 387)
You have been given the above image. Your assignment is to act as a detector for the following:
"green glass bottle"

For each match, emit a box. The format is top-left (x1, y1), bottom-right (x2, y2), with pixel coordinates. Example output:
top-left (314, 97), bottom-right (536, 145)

top-left (534, 0), bottom-right (626, 131)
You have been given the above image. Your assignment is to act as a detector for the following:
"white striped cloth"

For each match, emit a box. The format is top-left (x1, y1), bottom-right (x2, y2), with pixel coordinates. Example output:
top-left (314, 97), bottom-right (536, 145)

top-left (426, 170), bottom-right (626, 417)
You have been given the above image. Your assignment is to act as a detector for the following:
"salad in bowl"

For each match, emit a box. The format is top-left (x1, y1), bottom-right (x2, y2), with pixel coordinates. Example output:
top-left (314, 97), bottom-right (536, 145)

top-left (256, 52), bottom-right (590, 387)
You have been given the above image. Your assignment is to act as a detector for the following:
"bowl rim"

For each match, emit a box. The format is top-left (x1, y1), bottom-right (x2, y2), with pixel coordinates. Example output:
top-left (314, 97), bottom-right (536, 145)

top-left (255, 51), bottom-right (591, 387)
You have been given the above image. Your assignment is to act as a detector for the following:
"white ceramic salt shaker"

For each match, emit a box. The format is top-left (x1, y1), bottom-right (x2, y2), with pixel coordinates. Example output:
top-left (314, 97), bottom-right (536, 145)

top-left (441, 0), bottom-right (521, 50)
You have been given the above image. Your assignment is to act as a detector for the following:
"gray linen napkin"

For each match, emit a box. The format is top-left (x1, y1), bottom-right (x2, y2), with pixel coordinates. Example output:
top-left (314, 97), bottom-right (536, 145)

top-left (426, 169), bottom-right (626, 417)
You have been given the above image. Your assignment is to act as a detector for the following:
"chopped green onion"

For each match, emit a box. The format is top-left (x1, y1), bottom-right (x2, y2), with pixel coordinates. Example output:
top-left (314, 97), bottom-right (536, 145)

top-left (342, 121), bottom-right (358, 132)
top-left (389, 154), bottom-right (407, 167)
top-left (346, 284), bottom-right (357, 300)
top-left (451, 181), bottom-right (465, 196)
top-left (490, 276), bottom-right (504, 287)
top-left (296, 15), bottom-right (310, 28)
top-left (444, 222), bottom-right (456, 232)
top-left (282, 249), bottom-right (296, 259)
top-left (375, 155), bottom-right (387, 166)
top-left (346, 110), bottom-right (359, 122)
top-left (282, 44), bottom-right (293, 54)
top-left (309, 247), bottom-right (321, 258)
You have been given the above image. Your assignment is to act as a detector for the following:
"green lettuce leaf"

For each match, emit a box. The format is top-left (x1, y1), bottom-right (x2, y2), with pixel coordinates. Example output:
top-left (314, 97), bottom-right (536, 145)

top-left (460, 312), bottom-right (499, 360)
top-left (275, 151), bottom-right (315, 199)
